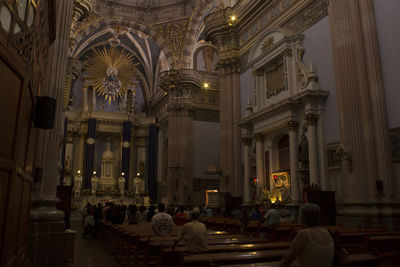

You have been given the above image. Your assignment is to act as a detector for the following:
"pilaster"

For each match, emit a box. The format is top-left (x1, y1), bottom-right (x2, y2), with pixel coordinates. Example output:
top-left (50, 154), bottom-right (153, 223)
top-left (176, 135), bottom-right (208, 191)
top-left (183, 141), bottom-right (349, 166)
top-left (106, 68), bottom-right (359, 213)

top-left (305, 113), bottom-right (319, 187)
top-left (287, 121), bottom-right (300, 202)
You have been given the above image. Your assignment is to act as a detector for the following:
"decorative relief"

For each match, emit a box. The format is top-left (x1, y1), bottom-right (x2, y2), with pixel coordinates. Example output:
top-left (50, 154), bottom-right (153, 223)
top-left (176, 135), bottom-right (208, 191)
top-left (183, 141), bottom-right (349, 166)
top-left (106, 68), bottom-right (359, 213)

top-left (261, 36), bottom-right (274, 52)
top-left (153, 20), bottom-right (188, 67)
top-left (239, 0), bottom-right (297, 46)
top-left (265, 55), bottom-right (286, 99)
top-left (296, 47), bottom-right (308, 89)
top-left (285, 0), bottom-right (329, 33)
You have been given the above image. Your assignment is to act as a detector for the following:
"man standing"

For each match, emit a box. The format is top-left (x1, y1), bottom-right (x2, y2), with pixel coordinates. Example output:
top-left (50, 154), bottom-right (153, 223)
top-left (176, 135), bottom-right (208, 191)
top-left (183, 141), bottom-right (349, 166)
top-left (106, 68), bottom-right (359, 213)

top-left (173, 208), bottom-right (208, 253)
top-left (151, 203), bottom-right (174, 236)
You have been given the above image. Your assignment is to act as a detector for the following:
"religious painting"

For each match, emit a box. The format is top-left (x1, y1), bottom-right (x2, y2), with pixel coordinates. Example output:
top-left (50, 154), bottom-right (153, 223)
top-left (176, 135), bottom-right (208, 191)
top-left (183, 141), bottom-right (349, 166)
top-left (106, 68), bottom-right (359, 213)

top-left (265, 55), bottom-right (286, 98)
top-left (196, 46), bottom-right (218, 73)
top-left (202, 47), bottom-right (216, 72)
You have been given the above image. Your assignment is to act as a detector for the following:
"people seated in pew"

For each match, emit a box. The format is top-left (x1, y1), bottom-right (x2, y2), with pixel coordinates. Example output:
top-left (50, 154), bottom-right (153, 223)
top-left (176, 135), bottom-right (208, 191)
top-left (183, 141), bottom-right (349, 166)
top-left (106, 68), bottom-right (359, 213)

top-left (82, 208), bottom-right (96, 238)
top-left (151, 203), bottom-right (174, 236)
top-left (174, 206), bottom-right (188, 226)
top-left (251, 205), bottom-right (261, 221)
top-left (173, 207), bottom-right (208, 254)
top-left (205, 206), bottom-right (213, 217)
top-left (263, 205), bottom-right (281, 237)
top-left (147, 205), bottom-right (156, 222)
top-left (126, 204), bottom-right (138, 225)
top-left (240, 208), bottom-right (250, 234)
top-left (137, 205), bottom-right (147, 222)
top-left (231, 205), bottom-right (241, 218)
top-left (279, 203), bottom-right (334, 267)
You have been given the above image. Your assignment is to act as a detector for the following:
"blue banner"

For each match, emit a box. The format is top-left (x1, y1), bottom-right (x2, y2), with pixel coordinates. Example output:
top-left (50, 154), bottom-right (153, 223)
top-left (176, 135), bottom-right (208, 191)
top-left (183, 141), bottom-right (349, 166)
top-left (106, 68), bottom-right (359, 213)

top-left (122, 121), bottom-right (131, 189)
top-left (83, 118), bottom-right (96, 189)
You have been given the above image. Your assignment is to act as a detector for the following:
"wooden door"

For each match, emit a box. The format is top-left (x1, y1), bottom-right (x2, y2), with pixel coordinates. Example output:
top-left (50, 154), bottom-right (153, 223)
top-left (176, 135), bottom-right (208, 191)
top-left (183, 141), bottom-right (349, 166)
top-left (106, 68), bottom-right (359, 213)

top-left (0, 0), bottom-right (55, 266)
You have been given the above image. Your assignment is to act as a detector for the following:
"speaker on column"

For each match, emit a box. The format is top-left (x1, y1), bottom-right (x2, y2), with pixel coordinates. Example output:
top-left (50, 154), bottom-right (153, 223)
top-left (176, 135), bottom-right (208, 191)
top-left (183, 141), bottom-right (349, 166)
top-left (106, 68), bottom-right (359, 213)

top-left (33, 96), bottom-right (56, 129)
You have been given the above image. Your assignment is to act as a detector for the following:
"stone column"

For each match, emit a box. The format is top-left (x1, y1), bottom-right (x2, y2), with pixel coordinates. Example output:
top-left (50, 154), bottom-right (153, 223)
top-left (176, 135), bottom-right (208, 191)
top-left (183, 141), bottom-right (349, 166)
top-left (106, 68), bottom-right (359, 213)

top-left (82, 84), bottom-right (89, 112)
top-left (255, 133), bottom-right (264, 195)
top-left (91, 87), bottom-right (97, 111)
top-left (306, 114), bottom-right (319, 186)
top-left (29, 0), bottom-right (74, 266)
top-left (328, 0), bottom-right (398, 228)
top-left (317, 113), bottom-right (328, 191)
top-left (218, 59), bottom-right (242, 196)
top-left (242, 136), bottom-right (252, 204)
top-left (157, 128), bottom-right (164, 184)
top-left (288, 121), bottom-right (300, 202)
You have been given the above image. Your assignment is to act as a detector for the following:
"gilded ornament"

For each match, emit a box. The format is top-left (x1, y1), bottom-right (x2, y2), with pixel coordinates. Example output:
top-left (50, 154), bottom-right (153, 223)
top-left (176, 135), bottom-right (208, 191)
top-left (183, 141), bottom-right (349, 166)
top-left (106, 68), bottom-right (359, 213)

top-left (84, 46), bottom-right (139, 104)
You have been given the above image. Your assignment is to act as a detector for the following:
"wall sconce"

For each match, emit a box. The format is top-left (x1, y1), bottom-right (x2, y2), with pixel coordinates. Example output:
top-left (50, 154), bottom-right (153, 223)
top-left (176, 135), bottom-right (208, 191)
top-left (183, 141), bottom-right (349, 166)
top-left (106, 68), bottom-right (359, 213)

top-left (203, 82), bottom-right (209, 89)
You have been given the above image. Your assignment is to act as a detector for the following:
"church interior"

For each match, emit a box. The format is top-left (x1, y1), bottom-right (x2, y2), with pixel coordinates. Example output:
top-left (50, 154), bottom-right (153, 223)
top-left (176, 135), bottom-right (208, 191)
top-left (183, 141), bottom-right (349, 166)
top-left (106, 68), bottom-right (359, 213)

top-left (1, 0), bottom-right (400, 266)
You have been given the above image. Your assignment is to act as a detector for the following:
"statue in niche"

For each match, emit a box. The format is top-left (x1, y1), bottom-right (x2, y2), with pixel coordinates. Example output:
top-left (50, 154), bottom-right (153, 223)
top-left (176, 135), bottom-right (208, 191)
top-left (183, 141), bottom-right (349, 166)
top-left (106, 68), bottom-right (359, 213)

top-left (203, 47), bottom-right (215, 72)
top-left (99, 139), bottom-right (116, 191)
top-left (91, 173), bottom-right (99, 194)
top-left (118, 175), bottom-right (126, 195)
top-left (74, 170), bottom-right (83, 197)
top-left (134, 176), bottom-right (141, 194)
top-left (65, 156), bottom-right (72, 172)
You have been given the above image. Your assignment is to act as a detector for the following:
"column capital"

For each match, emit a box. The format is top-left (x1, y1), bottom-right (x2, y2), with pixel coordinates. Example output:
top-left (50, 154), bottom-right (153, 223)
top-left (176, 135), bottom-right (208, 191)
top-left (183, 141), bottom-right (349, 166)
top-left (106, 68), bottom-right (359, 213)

top-left (242, 136), bottom-right (252, 146)
top-left (305, 113), bottom-right (319, 126)
top-left (282, 48), bottom-right (293, 58)
top-left (252, 68), bottom-right (264, 77)
top-left (287, 121), bottom-right (299, 131)
top-left (255, 133), bottom-right (264, 142)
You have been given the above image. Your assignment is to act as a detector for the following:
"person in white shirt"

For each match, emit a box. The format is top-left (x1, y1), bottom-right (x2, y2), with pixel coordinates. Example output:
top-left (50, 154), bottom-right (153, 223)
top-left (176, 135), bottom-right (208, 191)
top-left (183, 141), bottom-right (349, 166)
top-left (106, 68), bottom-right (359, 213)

top-left (151, 203), bottom-right (174, 236)
top-left (279, 203), bottom-right (334, 267)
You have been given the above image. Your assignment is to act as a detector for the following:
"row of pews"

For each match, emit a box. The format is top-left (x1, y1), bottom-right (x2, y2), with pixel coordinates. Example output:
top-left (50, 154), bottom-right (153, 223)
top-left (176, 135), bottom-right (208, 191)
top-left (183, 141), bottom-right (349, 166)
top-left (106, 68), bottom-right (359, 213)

top-left (96, 218), bottom-right (400, 267)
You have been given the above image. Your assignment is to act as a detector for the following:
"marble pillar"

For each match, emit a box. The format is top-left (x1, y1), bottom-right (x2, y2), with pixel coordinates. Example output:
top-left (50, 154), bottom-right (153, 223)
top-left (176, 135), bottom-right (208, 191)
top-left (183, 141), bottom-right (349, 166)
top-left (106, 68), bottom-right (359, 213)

top-left (242, 136), bottom-right (252, 204)
top-left (166, 108), bottom-right (194, 205)
top-left (255, 133), bottom-right (264, 195)
top-left (328, 0), bottom-right (398, 228)
top-left (306, 114), bottom-right (319, 187)
top-left (29, 0), bottom-right (74, 266)
top-left (218, 59), bottom-right (242, 196)
top-left (288, 121), bottom-right (300, 202)
top-left (82, 85), bottom-right (89, 112)
top-left (317, 113), bottom-right (328, 191)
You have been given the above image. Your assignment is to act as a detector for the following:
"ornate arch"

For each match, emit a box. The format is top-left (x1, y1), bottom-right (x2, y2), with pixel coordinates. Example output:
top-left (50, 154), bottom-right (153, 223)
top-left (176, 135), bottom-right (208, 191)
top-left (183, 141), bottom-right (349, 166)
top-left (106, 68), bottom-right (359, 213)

top-left (182, 0), bottom-right (224, 66)
top-left (70, 17), bottom-right (174, 64)
top-left (191, 40), bottom-right (219, 70)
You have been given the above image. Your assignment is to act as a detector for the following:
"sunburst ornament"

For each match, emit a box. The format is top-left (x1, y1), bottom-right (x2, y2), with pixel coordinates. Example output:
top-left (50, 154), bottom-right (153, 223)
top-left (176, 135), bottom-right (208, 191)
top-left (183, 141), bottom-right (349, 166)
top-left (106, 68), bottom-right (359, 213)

top-left (85, 46), bottom-right (138, 104)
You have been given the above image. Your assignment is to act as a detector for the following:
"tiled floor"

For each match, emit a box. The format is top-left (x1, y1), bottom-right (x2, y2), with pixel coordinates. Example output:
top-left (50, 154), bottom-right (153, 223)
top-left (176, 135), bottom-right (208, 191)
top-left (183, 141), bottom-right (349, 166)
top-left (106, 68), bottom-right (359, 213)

top-left (65, 217), bottom-right (121, 267)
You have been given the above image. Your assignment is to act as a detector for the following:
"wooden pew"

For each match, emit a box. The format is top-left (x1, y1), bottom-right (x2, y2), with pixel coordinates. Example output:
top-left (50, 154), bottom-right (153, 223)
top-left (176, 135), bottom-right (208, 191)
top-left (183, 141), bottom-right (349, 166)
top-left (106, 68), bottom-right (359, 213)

top-left (182, 249), bottom-right (288, 267)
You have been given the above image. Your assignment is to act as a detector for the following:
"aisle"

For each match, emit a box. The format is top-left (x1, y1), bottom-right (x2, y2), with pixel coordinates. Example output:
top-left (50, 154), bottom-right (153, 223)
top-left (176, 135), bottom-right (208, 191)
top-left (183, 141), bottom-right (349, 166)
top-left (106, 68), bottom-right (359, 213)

top-left (65, 216), bottom-right (121, 267)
